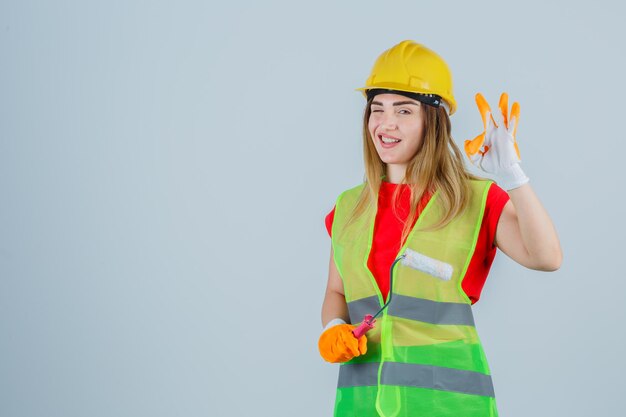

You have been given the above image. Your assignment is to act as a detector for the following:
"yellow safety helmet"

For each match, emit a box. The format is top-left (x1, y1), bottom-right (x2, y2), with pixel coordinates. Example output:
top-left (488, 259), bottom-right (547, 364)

top-left (356, 40), bottom-right (457, 115)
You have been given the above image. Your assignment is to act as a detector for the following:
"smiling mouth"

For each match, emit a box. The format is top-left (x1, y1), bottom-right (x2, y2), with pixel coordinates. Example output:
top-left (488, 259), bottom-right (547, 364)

top-left (379, 135), bottom-right (402, 144)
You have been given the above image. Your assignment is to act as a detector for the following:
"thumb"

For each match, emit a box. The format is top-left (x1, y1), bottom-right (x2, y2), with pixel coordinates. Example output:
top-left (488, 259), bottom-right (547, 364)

top-left (465, 132), bottom-right (485, 156)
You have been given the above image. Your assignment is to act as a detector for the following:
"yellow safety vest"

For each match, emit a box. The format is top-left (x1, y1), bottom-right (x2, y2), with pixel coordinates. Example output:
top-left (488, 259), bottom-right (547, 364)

top-left (330, 179), bottom-right (498, 417)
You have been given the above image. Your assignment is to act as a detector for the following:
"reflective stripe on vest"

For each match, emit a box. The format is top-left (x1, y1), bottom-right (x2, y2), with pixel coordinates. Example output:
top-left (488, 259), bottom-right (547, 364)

top-left (349, 294), bottom-right (475, 326)
top-left (338, 361), bottom-right (495, 397)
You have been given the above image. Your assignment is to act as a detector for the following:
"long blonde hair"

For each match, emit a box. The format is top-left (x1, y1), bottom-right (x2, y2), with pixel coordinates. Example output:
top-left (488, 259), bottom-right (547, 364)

top-left (343, 96), bottom-right (487, 246)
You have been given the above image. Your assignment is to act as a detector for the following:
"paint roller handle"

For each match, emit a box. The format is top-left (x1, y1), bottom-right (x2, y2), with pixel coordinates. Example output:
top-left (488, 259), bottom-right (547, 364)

top-left (352, 314), bottom-right (375, 339)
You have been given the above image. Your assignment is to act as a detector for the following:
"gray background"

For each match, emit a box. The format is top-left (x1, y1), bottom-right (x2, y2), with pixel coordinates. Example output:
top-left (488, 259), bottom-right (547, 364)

top-left (1, 1), bottom-right (624, 416)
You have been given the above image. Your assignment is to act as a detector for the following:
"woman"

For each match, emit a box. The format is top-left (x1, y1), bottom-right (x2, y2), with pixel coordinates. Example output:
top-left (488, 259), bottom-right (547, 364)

top-left (318, 40), bottom-right (562, 417)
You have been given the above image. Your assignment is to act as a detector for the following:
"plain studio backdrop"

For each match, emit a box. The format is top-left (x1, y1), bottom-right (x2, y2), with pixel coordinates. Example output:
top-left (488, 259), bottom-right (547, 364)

top-left (1, 1), bottom-right (624, 416)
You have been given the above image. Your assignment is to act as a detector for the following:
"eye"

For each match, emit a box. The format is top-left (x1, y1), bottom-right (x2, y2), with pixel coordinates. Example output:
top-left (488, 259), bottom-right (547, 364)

top-left (371, 109), bottom-right (382, 112)
top-left (398, 109), bottom-right (411, 115)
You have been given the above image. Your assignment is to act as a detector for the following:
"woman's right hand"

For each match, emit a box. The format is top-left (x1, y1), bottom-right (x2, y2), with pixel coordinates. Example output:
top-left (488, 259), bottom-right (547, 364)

top-left (318, 322), bottom-right (368, 363)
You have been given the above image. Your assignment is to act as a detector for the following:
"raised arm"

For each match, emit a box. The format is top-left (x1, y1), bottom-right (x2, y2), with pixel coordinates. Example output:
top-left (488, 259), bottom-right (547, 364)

top-left (464, 92), bottom-right (562, 271)
top-left (495, 184), bottom-right (562, 270)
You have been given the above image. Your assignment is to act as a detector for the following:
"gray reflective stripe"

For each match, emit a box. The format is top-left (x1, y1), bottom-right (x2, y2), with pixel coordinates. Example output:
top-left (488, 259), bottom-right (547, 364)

top-left (382, 362), bottom-right (495, 397)
top-left (347, 295), bottom-right (380, 324)
top-left (338, 361), bottom-right (495, 398)
top-left (388, 294), bottom-right (475, 326)
top-left (338, 362), bottom-right (379, 388)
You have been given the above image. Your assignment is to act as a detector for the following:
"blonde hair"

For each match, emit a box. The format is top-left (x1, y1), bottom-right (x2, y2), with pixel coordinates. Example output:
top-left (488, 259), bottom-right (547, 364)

top-left (343, 97), bottom-right (487, 246)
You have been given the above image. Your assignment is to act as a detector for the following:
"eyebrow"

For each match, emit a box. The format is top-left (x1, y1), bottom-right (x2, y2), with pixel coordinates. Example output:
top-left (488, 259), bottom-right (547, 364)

top-left (371, 100), bottom-right (420, 106)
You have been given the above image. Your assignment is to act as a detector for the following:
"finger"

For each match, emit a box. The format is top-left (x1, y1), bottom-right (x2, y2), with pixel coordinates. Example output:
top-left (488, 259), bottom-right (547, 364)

top-left (335, 351), bottom-right (352, 363)
top-left (510, 102), bottom-right (520, 137)
top-left (475, 93), bottom-right (491, 128)
top-left (319, 329), bottom-right (345, 362)
top-left (483, 130), bottom-right (492, 149)
top-left (341, 330), bottom-right (361, 357)
top-left (499, 92), bottom-right (509, 129)
top-left (485, 111), bottom-right (497, 131)
top-left (321, 342), bottom-right (343, 363)
top-left (468, 152), bottom-right (482, 167)
top-left (507, 116), bottom-right (517, 136)
top-left (358, 335), bottom-right (368, 355)
top-left (464, 133), bottom-right (485, 156)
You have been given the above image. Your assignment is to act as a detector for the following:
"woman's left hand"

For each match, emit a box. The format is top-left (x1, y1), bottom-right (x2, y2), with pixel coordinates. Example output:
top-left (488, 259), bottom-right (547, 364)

top-left (464, 92), bottom-right (530, 191)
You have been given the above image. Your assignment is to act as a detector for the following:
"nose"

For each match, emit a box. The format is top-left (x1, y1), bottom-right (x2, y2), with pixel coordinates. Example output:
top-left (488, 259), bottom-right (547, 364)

top-left (381, 112), bottom-right (398, 130)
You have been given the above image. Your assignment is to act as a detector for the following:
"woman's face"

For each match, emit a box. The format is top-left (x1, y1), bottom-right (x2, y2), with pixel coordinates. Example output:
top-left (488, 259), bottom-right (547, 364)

top-left (368, 93), bottom-right (426, 165)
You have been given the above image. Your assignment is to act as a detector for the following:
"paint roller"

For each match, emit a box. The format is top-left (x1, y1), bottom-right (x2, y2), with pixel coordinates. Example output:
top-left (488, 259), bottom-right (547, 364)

top-left (352, 247), bottom-right (453, 338)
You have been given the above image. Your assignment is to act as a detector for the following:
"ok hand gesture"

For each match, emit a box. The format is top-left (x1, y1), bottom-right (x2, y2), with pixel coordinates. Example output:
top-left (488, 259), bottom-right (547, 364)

top-left (464, 92), bottom-right (529, 191)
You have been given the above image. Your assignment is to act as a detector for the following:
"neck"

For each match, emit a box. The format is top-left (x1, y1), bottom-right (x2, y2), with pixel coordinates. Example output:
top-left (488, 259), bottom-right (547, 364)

top-left (384, 164), bottom-right (407, 184)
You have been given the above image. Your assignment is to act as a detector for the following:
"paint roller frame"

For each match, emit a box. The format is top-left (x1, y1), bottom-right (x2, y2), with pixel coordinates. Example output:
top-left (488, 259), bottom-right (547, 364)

top-left (352, 247), bottom-right (453, 338)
